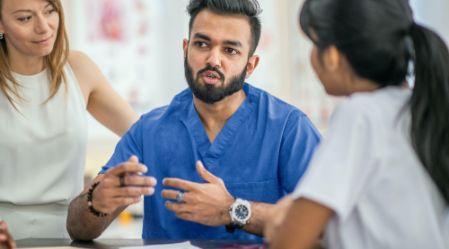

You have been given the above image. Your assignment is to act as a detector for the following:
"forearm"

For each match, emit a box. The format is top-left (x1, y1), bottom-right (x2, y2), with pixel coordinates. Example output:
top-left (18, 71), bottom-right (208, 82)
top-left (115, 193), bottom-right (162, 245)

top-left (66, 192), bottom-right (123, 241)
top-left (241, 202), bottom-right (275, 236)
top-left (268, 198), bottom-right (333, 249)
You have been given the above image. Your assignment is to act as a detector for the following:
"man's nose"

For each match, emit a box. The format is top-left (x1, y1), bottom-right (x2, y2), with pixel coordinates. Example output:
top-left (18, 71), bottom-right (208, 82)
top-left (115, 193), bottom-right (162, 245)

top-left (205, 48), bottom-right (222, 68)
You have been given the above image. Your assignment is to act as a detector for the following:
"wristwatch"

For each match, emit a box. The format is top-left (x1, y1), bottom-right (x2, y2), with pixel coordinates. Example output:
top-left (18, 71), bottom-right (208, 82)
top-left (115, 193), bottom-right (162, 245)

top-left (226, 198), bottom-right (251, 233)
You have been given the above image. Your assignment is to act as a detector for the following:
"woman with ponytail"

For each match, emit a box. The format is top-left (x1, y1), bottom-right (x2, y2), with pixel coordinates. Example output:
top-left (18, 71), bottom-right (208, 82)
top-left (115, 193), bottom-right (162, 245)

top-left (0, 0), bottom-right (138, 240)
top-left (265, 0), bottom-right (449, 248)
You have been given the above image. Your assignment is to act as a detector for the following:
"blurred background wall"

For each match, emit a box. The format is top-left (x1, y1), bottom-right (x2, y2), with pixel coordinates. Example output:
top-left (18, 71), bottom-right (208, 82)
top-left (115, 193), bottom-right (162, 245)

top-left (59, 0), bottom-right (449, 177)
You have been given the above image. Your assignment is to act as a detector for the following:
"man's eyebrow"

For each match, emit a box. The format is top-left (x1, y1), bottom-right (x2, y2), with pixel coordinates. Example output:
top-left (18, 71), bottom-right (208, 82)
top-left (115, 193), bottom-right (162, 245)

top-left (193, 33), bottom-right (243, 47)
top-left (193, 33), bottom-right (211, 41)
top-left (223, 40), bottom-right (242, 47)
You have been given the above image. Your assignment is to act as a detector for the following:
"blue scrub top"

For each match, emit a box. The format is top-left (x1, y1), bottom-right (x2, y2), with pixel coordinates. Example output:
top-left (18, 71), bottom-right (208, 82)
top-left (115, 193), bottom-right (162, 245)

top-left (101, 83), bottom-right (320, 242)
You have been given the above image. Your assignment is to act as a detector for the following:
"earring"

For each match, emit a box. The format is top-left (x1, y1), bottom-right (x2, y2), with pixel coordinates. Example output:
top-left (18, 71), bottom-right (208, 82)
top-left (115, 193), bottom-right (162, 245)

top-left (0, 33), bottom-right (3, 40)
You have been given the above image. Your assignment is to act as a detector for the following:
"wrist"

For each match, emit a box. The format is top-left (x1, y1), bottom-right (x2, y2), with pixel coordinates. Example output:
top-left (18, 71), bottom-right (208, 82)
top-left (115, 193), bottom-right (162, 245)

top-left (226, 198), bottom-right (252, 233)
top-left (87, 181), bottom-right (108, 218)
top-left (220, 196), bottom-right (235, 225)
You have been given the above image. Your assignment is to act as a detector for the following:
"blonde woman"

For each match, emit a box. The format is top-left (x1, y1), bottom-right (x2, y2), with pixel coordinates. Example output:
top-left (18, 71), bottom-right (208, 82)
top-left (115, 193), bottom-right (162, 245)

top-left (0, 0), bottom-right (138, 239)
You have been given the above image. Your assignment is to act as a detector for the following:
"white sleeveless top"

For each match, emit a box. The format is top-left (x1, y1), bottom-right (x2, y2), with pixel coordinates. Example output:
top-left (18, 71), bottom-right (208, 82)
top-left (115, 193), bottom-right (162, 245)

top-left (0, 64), bottom-right (87, 239)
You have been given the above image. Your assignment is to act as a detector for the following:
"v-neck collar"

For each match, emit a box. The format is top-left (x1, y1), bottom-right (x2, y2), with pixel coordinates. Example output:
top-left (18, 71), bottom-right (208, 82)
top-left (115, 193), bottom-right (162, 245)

top-left (180, 84), bottom-right (256, 167)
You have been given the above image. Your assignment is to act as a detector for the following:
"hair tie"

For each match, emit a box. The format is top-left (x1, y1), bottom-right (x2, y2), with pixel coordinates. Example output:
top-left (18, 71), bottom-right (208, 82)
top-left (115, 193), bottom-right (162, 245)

top-left (404, 35), bottom-right (415, 60)
top-left (404, 35), bottom-right (415, 78)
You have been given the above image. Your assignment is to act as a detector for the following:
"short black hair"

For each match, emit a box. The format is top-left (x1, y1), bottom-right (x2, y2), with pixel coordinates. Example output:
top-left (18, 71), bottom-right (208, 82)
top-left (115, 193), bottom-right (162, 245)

top-left (187, 0), bottom-right (262, 56)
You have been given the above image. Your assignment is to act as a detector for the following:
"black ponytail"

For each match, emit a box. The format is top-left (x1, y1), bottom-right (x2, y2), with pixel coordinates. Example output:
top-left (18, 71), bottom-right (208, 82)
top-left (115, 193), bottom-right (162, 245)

top-left (300, 0), bottom-right (449, 203)
top-left (409, 24), bottom-right (449, 203)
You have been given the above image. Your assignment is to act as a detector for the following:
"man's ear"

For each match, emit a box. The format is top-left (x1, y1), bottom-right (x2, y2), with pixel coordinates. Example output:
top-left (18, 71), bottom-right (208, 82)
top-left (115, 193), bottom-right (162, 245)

top-left (183, 39), bottom-right (189, 58)
top-left (245, 55), bottom-right (260, 79)
top-left (322, 46), bottom-right (341, 72)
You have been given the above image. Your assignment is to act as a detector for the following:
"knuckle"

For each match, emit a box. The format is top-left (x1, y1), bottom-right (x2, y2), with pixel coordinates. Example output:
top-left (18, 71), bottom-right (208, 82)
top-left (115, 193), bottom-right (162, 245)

top-left (169, 204), bottom-right (177, 211)
top-left (102, 177), bottom-right (112, 185)
top-left (107, 178), bottom-right (117, 186)
top-left (139, 176), bottom-right (150, 185)
top-left (160, 190), bottom-right (167, 198)
top-left (190, 195), bottom-right (199, 203)
top-left (123, 188), bottom-right (135, 195)
top-left (122, 164), bottom-right (131, 172)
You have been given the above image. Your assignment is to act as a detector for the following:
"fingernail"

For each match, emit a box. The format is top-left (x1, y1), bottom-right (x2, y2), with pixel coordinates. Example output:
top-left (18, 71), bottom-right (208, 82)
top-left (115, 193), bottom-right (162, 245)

top-left (147, 188), bottom-right (155, 195)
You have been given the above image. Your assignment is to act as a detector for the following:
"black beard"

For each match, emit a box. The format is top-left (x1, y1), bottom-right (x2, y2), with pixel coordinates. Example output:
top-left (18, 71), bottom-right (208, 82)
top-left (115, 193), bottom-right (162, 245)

top-left (184, 57), bottom-right (247, 104)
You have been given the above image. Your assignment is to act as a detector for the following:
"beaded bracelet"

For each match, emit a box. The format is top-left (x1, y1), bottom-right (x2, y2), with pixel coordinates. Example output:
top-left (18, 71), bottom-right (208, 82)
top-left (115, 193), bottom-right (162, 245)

top-left (87, 181), bottom-right (108, 218)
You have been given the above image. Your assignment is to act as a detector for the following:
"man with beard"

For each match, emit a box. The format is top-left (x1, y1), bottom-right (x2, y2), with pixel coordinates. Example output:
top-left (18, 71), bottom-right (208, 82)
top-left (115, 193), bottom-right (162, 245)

top-left (66, 0), bottom-right (320, 243)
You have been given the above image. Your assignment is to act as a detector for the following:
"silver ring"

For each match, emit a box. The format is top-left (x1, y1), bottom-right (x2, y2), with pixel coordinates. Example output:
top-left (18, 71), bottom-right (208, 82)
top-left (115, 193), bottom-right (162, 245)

top-left (175, 191), bottom-right (185, 203)
top-left (119, 174), bottom-right (126, 187)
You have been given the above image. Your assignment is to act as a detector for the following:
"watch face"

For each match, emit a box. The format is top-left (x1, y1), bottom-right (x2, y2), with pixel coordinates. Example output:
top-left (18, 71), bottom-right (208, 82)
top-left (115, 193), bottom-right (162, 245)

top-left (235, 204), bottom-right (249, 220)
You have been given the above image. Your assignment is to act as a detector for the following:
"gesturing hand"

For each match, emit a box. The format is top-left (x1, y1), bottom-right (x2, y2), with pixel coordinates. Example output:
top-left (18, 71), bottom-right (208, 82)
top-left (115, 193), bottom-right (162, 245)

top-left (162, 161), bottom-right (235, 226)
top-left (0, 220), bottom-right (15, 249)
top-left (91, 156), bottom-right (157, 214)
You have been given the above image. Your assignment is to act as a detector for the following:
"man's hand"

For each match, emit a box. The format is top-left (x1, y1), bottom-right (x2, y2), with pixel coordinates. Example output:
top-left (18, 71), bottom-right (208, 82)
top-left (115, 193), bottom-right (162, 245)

top-left (162, 161), bottom-right (234, 226)
top-left (67, 155), bottom-right (156, 241)
top-left (0, 220), bottom-right (15, 249)
top-left (92, 156), bottom-right (157, 214)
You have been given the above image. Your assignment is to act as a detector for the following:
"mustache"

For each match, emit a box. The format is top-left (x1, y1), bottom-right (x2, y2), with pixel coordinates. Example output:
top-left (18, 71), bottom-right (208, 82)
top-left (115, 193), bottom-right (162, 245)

top-left (197, 65), bottom-right (225, 80)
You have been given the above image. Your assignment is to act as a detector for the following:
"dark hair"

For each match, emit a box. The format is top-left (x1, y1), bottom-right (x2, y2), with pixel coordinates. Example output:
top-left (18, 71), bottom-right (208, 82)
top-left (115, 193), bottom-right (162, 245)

top-left (186, 0), bottom-right (262, 56)
top-left (299, 0), bottom-right (449, 203)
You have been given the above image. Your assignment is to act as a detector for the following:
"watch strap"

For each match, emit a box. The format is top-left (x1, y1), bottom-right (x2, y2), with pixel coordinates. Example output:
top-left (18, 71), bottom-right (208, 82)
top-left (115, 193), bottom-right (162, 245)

top-left (225, 223), bottom-right (242, 233)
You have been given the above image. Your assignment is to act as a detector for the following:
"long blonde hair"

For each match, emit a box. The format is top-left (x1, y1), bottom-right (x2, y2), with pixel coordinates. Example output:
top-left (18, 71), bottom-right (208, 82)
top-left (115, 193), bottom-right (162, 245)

top-left (0, 0), bottom-right (69, 109)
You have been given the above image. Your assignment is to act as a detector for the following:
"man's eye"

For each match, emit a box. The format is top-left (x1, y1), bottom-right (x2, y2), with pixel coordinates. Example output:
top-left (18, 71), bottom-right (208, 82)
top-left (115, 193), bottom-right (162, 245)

top-left (225, 48), bottom-right (238, 55)
top-left (194, 41), bottom-right (208, 48)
